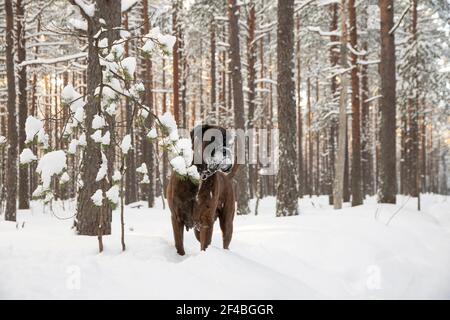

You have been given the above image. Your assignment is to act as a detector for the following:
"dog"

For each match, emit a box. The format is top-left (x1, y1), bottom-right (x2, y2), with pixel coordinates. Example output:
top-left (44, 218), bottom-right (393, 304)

top-left (166, 125), bottom-right (238, 255)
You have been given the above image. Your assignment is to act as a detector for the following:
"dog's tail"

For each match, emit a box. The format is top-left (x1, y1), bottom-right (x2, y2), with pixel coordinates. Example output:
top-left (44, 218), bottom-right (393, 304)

top-left (226, 156), bottom-right (240, 180)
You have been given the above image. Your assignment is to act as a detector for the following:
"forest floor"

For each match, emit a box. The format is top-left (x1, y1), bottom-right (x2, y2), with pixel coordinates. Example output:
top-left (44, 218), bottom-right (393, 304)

top-left (1, 194), bottom-right (450, 299)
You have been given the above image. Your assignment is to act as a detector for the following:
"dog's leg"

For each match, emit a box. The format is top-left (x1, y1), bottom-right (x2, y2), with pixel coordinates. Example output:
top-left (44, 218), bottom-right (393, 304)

top-left (220, 201), bottom-right (235, 250)
top-left (194, 229), bottom-right (201, 242)
top-left (205, 224), bottom-right (213, 248)
top-left (171, 215), bottom-right (185, 256)
top-left (199, 226), bottom-right (212, 251)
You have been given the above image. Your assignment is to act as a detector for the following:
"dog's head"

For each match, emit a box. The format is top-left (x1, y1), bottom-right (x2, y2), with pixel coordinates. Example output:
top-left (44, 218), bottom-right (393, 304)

top-left (190, 125), bottom-right (233, 180)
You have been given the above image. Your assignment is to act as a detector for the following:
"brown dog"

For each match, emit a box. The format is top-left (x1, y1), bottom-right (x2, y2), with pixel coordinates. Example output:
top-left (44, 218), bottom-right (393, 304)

top-left (166, 125), bottom-right (238, 255)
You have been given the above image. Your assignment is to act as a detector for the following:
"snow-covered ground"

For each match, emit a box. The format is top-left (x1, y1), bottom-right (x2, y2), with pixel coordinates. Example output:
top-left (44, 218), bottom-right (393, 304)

top-left (1, 194), bottom-right (450, 299)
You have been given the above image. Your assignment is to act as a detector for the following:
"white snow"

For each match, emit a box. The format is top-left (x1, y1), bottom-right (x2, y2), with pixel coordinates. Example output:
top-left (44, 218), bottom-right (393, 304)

top-left (0, 135), bottom-right (6, 145)
top-left (175, 138), bottom-right (193, 167)
top-left (78, 133), bottom-right (87, 146)
top-left (170, 156), bottom-right (188, 176)
top-left (25, 116), bottom-right (43, 143)
top-left (95, 153), bottom-right (108, 182)
top-left (91, 189), bottom-right (103, 206)
top-left (136, 163), bottom-right (148, 174)
top-left (67, 139), bottom-right (79, 154)
top-left (186, 165), bottom-right (200, 182)
top-left (121, 57), bottom-right (136, 77)
top-left (35, 150), bottom-right (67, 189)
top-left (158, 34), bottom-right (176, 51)
top-left (74, 0), bottom-right (95, 17)
top-left (90, 130), bottom-right (103, 143)
top-left (121, 0), bottom-right (139, 12)
top-left (74, 107), bottom-right (85, 123)
top-left (101, 131), bottom-right (110, 146)
top-left (147, 128), bottom-right (157, 139)
top-left (112, 170), bottom-right (122, 182)
top-left (19, 148), bottom-right (37, 164)
top-left (106, 185), bottom-right (120, 205)
top-left (111, 40), bottom-right (125, 59)
top-left (158, 112), bottom-right (178, 135)
top-left (60, 172), bottom-right (70, 184)
top-left (141, 39), bottom-right (155, 54)
top-left (1, 195), bottom-right (450, 299)
top-left (120, 134), bottom-right (132, 154)
top-left (92, 115), bottom-right (106, 129)
top-left (140, 174), bottom-right (150, 185)
top-left (68, 18), bottom-right (87, 31)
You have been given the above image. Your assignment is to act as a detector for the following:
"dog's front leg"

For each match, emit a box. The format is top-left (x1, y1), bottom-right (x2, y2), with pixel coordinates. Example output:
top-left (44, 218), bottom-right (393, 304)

top-left (199, 225), bottom-right (213, 251)
top-left (171, 215), bottom-right (185, 256)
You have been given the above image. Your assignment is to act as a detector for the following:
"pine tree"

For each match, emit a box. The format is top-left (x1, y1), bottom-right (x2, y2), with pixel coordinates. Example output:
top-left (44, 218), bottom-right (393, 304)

top-left (276, 0), bottom-right (298, 216)
top-left (378, 0), bottom-right (397, 204)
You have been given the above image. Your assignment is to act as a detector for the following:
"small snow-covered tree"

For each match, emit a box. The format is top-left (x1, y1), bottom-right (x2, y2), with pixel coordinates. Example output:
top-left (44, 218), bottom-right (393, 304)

top-left (21, 3), bottom-right (199, 252)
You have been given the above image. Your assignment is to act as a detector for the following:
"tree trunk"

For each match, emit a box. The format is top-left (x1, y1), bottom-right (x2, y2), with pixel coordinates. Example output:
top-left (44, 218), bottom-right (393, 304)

top-left (210, 20), bottom-right (217, 122)
top-left (408, 0), bottom-right (419, 198)
top-left (276, 0), bottom-right (298, 216)
top-left (5, 0), bottom-right (18, 221)
top-left (348, 0), bottom-right (363, 206)
top-left (378, 0), bottom-right (397, 204)
top-left (75, 0), bottom-right (121, 235)
top-left (123, 13), bottom-right (138, 205)
top-left (228, 0), bottom-right (250, 215)
top-left (142, 0), bottom-right (155, 207)
top-left (333, 0), bottom-right (349, 210)
top-left (247, 1), bottom-right (257, 199)
top-left (296, 14), bottom-right (303, 198)
top-left (172, 0), bottom-right (181, 124)
top-left (360, 3), bottom-right (372, 196)
top-left (16, 0), bottom-right (29, 209)
top-left (328, 3), bottom-right (339, 204)
top-left (307, 77), bottom-right (313, 197)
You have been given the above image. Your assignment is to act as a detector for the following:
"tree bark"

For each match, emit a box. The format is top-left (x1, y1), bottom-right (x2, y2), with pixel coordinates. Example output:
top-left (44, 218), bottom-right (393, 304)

top-left (328, 3), bottom-right (339, 204)
top-left (123, 13), bottom-right (138, 205)
top-left (276, 0), bottom-right (298, 216)
top-left (247, 1), bottom-right (257, 199)
top-left (142, 0), bottom-right (155, 207)
top-left (75, 0), bottom-right (121, 235)
top-left (172, 0), bottom-right (181, 124)
top-left (210, 20), bottom-right (217, 122)
top-left (333, 0), bottom-right (349, 210)
top-left (16, 0), bottom-right (29, 209)
top-left (5, 0), bottom-right (18, 221)
top-left (378, 0), bottom-right (397, 204)
top-left (360, 4), bottom-right (372, 196)
top-left (296, 14), bottom-right (303, 198)
top-left (228, 0), bottom-right (250, 215)
top-left (348, 0), bottom-right (363, 206)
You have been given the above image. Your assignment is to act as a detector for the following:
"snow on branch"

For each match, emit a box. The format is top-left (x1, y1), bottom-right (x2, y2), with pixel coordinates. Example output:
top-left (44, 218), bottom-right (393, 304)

top-left (364, 95), bottom-right (382, 103)
top-left (357, 59), bottom-right (380, 65)
top-left (347, 43), bottom-right (367, 56)
top-left (73, 0), bottom-right (95, 17)
top-left (17, 52), bottom-right (88, 67)
top-left (121, 0), bottom-right (139, 13)
top-left (295, 0), bottom-right (317, 13)
top-left (307, 26), bottom-right (340, 37)
top-left (390, 4), bottom-right (411, 35)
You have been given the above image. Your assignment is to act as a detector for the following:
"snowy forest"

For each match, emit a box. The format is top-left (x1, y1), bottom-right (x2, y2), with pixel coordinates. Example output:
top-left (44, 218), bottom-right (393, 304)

top-left (0, 0), bottom-right (450, 300)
